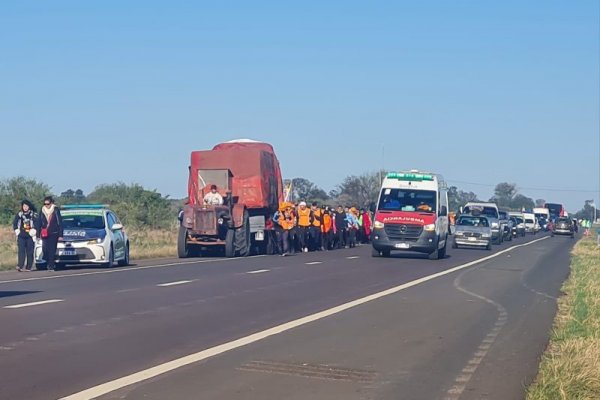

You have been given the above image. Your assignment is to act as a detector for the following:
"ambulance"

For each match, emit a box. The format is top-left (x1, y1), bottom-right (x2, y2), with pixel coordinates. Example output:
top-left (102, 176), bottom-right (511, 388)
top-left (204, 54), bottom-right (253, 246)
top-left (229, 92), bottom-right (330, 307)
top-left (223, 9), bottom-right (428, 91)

top-left (371, 170), bottom-right (450, 259)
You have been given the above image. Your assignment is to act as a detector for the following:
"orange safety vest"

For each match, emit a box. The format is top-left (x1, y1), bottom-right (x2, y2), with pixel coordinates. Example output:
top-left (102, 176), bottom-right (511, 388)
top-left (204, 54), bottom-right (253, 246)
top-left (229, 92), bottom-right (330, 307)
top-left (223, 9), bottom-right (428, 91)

top-left (279, 214), bottom-right (295, 230)
top-left (312, 209), bottom-right (322, 227)
top-left (297, 208), bottom-right (311, 227)
top-left (321, 214), bottom-right (332, 233)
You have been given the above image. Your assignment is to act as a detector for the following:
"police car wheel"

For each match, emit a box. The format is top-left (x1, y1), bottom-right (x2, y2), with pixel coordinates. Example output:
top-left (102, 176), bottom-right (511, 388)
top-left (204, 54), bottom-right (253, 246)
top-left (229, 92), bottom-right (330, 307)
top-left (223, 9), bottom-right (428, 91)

top-left (118, 244), bottom-right (130, 266)
top-left (104, 247), bottom-right (114, 267)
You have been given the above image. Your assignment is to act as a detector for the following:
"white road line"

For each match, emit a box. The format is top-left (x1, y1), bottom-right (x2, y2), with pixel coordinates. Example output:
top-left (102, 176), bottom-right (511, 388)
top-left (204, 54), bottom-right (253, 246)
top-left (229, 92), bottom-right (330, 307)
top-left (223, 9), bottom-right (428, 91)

top-left (0, 255), bottom-right (267, 285)
top-left (156, 280), bottom-right (193, 287)
top-left (305, 261), bottom-right (323, 265)
top-left (60, 236), bottom-right (549, 400)
top-left (3, 299), bottom-right (64, 309)
top-left (246, 269), bottom-right (270, 274)
top-left (346, 256), bottom-right (360, 259)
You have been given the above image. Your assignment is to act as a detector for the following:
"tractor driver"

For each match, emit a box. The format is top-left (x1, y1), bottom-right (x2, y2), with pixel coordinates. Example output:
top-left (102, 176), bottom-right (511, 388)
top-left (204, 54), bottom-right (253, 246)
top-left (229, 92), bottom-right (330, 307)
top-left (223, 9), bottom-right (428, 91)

top-left (203, 184), bottom-right (224, 205)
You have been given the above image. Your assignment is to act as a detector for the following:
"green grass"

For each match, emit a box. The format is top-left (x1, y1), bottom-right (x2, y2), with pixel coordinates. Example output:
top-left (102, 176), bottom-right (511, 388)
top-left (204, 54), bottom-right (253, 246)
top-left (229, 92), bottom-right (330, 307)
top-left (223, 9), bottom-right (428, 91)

top-left (0, 225), bottom-right (178, 271)
top-left (527, 229), bottom-right (600, 400)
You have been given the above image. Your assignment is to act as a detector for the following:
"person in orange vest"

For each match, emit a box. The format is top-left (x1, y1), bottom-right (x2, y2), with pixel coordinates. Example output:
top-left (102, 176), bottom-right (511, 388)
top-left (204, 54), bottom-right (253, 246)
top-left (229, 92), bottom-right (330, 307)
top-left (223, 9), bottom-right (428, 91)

top-left (321, 207), bottom-right (333, 250)
top-left (296, 201), bottom-right (312, 252)
top-left (276, 203), bottom-right (296, 256)
top-left (309, 202), bottom-right (323, 251)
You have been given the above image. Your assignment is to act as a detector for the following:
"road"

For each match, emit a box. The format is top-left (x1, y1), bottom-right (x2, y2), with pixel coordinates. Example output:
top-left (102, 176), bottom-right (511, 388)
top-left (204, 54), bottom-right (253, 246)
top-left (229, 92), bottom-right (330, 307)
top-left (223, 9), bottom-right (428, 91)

top-left (0, 233), bottom-right (574, 400)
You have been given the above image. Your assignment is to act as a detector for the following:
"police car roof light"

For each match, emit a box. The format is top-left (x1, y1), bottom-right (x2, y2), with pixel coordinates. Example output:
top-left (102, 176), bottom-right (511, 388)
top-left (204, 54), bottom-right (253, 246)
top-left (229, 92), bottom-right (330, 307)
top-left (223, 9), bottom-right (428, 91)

top-left (62, 204), bottom-right (109, 209)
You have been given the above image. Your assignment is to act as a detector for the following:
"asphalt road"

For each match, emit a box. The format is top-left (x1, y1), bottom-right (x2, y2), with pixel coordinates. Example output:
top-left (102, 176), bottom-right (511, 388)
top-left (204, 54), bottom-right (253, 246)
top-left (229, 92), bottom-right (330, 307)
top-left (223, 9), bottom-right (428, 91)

top-left (0, 232), bottom-right (574, 400)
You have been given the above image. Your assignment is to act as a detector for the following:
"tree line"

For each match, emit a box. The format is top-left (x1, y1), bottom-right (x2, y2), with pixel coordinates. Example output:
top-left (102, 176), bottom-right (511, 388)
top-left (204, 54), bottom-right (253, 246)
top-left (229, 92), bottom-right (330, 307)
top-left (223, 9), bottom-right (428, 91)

top-left (0, 177), bottom-right (179, 229)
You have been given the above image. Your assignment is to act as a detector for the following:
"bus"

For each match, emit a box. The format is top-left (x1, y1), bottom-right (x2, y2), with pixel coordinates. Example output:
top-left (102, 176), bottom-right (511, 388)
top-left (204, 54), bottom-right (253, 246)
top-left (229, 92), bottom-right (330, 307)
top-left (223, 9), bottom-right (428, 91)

top-left (544, 203), bottom-right (565, 220)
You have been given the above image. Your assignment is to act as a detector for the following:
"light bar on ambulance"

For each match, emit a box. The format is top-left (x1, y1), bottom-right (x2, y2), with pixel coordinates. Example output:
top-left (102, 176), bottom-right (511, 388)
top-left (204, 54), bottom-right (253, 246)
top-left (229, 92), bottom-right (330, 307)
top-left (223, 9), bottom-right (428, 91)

top-left (386, 172), bottom-right (434, 181)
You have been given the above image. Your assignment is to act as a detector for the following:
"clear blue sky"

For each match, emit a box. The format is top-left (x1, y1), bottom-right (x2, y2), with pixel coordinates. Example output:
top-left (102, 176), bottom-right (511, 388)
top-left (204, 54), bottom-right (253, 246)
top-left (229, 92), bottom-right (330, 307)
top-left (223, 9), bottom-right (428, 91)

top-left (1, 1), bottom-right (598, 212)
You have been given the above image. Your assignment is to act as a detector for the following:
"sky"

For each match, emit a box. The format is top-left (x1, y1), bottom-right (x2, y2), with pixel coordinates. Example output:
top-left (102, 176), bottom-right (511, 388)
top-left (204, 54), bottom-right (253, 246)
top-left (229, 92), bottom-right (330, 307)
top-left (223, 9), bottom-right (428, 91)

top-left (1, 0), bottom-right (598, 212)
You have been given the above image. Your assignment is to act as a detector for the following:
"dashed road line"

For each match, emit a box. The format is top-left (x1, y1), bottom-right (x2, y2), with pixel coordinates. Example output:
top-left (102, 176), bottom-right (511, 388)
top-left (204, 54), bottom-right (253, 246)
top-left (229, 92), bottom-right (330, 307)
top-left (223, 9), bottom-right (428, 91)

top-left (305, 261), bottom-right (323, 265)
top-left (346, 256), bottom-right (360, 259)
top-left (3, 299), bottom-right (64, 309)
top-left (246, 269), bottom-right (270, 274)
top-left (156, 280), bottom-right (194, 287)
top-left (60, 237), bottom-right (549, 400)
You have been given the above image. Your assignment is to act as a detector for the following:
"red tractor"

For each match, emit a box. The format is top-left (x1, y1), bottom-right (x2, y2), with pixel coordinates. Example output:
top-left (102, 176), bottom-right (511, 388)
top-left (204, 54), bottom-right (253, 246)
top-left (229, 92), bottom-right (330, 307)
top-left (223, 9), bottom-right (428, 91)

top-left (178, 139), bottom-right (283, 258)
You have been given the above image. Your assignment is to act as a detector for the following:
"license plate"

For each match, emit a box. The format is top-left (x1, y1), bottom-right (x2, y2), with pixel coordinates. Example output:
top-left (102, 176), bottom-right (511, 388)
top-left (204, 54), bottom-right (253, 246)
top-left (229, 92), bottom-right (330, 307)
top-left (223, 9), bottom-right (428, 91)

top-left (59, 250), bottom-right (76, 256)
top-left (468, 237), bottom-right (477, 242)
top-left (395, 243), bottom-right (410, 249)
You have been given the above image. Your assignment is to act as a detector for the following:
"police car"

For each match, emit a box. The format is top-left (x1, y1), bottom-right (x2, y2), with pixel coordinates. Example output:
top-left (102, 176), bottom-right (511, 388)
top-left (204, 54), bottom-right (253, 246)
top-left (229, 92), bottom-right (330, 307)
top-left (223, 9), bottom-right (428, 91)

top-left (35, 205), bottom-right (130, 269)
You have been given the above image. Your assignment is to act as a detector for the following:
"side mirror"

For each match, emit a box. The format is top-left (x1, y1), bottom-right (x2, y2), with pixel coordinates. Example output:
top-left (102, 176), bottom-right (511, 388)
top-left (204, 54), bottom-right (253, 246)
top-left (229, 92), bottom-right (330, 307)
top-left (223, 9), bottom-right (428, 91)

top-left (440, 206), bottom-right (448, 217)
top-left (111, 223), bottom-right (123, 231)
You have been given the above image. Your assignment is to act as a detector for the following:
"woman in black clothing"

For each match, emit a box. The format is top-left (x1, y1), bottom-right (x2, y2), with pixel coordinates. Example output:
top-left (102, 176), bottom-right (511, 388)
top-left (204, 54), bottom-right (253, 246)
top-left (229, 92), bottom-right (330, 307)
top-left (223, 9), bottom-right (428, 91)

top-left (39, 196), bottom-right (63, 270)
top-left (12, 200), bottom-right (38, 271)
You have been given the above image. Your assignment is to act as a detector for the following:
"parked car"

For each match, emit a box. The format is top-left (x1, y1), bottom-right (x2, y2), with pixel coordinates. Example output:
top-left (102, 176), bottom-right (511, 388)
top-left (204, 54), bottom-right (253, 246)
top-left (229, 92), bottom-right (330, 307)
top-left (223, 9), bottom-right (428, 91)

top-left (498, 211), bottom-right (513, 241)
top-left (510, 216), bottom-right (526, 237)
top-left (452, 215), bottom-right (492, 250)
top-left (35, 205), bottom-right (130, 269)
top-left (552, 217), bottom-right (575, 238)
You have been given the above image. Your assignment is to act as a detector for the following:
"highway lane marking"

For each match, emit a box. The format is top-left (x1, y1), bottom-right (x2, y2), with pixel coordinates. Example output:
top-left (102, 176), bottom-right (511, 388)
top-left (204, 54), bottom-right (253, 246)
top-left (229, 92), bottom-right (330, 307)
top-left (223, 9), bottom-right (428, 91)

top-left (0, 255), bottom-right (268, 285)
top-left (157, 280), bottom-right (194, 287)
top-left (305, 261), bottom-right (323, 265)
top-left (346, 256), bottom-right (360, 259)
top-left (246, 269), bottom-right (270, 274)
top-left (60, 236), bottom-right (549, 400)
top-left (116, 288), bottom-right (141, 294)
top-left (3, 299), bottom-right (64, 309)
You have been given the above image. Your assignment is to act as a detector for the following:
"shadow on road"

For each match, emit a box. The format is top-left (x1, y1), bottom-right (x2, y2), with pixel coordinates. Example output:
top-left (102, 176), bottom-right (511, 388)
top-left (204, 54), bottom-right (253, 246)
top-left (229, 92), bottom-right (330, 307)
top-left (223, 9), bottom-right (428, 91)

top-left (0, 291), bottom-right (42, 299)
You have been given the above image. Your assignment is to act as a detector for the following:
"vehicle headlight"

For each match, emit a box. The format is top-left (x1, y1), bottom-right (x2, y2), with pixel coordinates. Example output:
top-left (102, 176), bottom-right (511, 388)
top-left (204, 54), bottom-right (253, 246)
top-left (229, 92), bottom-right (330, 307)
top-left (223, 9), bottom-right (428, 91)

top-left (482, 233), bottom-right (491, 238)
top-left (373, 221), bottom-right (385, 229)
top-left (491, 222), bottom-right (499, 228)
top-left (88, 237), bottom-right (104, 244)
top-left (424, 223), bottom-right (436, 232)
top-left (455, 231), bottom-right (464, 236)
top-left (218, 218), bottom-right (224, 225)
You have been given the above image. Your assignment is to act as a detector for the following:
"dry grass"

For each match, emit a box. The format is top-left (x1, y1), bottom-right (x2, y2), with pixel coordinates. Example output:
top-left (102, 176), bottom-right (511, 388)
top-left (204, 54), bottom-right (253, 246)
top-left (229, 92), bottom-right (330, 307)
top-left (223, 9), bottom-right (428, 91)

top-left (527, 230), bottom-right (600, 400)
top-left (0, 225), bottom-right (177, 270)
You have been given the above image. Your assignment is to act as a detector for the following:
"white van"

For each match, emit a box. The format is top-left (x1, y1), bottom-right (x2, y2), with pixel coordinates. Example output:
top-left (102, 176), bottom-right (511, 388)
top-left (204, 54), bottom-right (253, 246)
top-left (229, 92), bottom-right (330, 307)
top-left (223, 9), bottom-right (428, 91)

top-left (523, 212), bottom-right (538, 234)
top-left (371, 171), bottom-right (449, 259)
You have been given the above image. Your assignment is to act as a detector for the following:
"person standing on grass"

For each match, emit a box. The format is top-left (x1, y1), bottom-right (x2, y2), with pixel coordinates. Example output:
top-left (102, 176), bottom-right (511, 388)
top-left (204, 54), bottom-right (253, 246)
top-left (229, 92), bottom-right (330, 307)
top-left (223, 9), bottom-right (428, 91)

top-left (39, 196), bottom-right (63, 271)
top-left (12, 200), bottom-right (38, 272)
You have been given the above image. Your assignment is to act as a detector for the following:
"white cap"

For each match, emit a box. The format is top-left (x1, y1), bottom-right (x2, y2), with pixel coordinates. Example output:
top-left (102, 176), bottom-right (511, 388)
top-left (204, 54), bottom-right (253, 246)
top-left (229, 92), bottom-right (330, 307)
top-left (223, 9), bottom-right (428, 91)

top-left (299, 201), bottom-right (307, 206)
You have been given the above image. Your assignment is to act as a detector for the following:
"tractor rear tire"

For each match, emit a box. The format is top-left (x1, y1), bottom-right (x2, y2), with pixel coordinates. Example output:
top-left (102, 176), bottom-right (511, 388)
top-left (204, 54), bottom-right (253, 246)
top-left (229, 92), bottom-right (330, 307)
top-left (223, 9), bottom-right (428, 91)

top-left (225, 229), bottom-right (235, 258)
top-left (235, 211), bottom-right (251, 257)
top-left (177, 226), bottom-right (191, 258)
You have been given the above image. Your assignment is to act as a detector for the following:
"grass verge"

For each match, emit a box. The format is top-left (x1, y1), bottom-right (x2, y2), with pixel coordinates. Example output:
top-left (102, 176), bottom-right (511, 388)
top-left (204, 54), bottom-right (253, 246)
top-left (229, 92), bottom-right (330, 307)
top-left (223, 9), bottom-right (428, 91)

top-left (527, 229), bottom-right (600, 400)
top-left (0, 225), bottom-right (177, 271)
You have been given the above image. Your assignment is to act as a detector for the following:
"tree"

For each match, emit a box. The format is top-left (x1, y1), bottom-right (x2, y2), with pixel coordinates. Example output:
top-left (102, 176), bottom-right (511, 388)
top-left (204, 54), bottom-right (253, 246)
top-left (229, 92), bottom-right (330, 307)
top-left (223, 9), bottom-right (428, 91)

top-left (59, 188), bottom-right (86, 204)
top-left (510, 194), bottom-right (535, 211)
top-left (535, 199), bottom-right (546, 207)
top-left (0, 177), bottom-right (52, 224)
top-left (490, 182), bottom-right (518, 209)
top-left (287, 178), bottom-right (329, 203)
top-left (448, 186), bottom-right (479, 212)
top-left (335, 170), bottom-right (384, 208)
top-left (87, 183), bottom-right (173, 229)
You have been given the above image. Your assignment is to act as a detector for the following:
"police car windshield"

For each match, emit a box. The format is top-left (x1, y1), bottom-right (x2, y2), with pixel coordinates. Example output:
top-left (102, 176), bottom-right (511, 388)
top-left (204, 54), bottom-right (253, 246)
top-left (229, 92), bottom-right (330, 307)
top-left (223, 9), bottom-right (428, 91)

top-left (62, 214), bottom-right (105, 230)
top-left (457, 216), bottom-right (489, 227)
top-left (378, 189), bottom-right (436, 213)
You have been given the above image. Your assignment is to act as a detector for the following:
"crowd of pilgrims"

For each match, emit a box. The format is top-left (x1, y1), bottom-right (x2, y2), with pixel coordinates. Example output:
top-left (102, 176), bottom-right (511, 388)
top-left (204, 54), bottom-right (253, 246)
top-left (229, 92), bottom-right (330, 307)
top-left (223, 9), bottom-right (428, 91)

top-left (273, 201), bottom-right (373, 256)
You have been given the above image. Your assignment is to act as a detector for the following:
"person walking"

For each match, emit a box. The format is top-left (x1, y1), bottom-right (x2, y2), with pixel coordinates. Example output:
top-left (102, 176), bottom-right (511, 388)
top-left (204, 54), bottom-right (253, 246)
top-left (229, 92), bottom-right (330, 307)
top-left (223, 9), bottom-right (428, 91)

top-left (309, 202), bottom-right (323, 251)
top-left (278, 204), bottom-right (296, 256)
top-left (361, 208), bottom-right (372, 243)
top-left (12, 200), bottom-right (38, 272)
top-left (39, 196), bottom-right (63, 271)
top-left (296, 202), bottom-right (312, 252)
top-left (321, 208), bottom-right (333, 250)
top-left (334, 205), bottom-right (348, 249)
top-left (346, 207), bottom-right (360, 248)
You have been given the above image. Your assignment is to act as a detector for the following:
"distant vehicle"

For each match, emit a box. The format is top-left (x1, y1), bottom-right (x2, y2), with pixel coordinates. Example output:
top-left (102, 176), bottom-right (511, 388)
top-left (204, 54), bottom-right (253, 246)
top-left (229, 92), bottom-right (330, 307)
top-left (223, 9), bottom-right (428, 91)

top-left (523, 212), bottom-right (538, 234)
top-left (544, 203), bottom-right (566, 221)
top-left (452, 215), bottom-right (492, 250)
top-left (552, 217), bottom-right (575, 238)
top-left (462, 202), bottom-right (503, 244)
top-left (498, 211), bottom-right (513, 241)
top-left (508, 212), bottom-right (527, 237)
top-left (371, 171), bottom-right (449, 259)
top-left (533, 207), bottom-right (550, 224)
top-left (538, 217), bottom-right (550, 231)
top-left (35, 205), bottom-right (129, 269)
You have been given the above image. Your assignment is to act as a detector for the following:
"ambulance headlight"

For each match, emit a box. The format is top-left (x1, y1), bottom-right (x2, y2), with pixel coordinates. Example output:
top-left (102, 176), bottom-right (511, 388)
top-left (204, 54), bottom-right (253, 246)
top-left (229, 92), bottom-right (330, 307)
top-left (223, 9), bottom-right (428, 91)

top-left (424, 223), bottom-right (436, 232)
top-left (374, 221), bottom-right (385, 229)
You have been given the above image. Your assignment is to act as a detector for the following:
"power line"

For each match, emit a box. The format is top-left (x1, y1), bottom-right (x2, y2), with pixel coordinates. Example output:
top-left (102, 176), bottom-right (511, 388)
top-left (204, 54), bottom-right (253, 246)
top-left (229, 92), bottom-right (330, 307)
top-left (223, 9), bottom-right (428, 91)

top-left (447, 179), bottom-right (599, 193)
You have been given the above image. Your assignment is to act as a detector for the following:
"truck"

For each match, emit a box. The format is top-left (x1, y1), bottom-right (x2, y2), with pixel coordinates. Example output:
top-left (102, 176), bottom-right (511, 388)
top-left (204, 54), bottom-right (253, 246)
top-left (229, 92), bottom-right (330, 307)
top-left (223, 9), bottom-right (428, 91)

top-left (371, 170), bottom-right (450, 260)
top-left (178, 139), bottom-right (283, 258)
